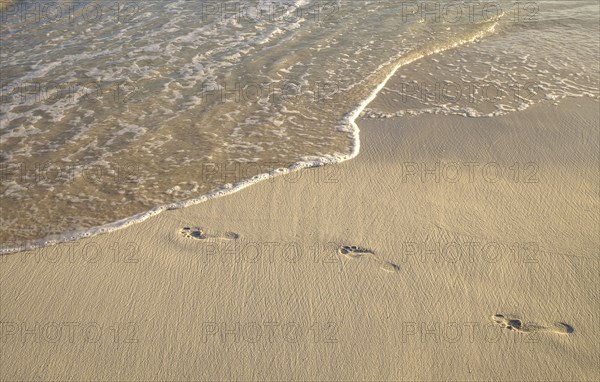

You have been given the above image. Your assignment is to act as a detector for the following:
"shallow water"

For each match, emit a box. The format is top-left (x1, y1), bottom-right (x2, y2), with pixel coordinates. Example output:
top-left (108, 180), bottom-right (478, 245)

top-left (1, 0), bottom-right (598, 251)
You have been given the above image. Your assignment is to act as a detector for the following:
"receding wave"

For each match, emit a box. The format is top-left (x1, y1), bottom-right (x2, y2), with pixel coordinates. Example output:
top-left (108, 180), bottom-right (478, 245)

top-left (1, 2), bottom-right (501, 254)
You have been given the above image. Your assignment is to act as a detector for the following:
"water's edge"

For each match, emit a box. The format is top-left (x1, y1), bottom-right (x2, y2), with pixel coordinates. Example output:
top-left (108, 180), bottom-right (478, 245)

top-left (2, 18), bottom-right (550, 255)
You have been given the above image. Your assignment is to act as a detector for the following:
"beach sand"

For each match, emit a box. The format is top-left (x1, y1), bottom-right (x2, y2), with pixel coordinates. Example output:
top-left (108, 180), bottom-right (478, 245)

top-left (1, 97), bottom-right (598, 381)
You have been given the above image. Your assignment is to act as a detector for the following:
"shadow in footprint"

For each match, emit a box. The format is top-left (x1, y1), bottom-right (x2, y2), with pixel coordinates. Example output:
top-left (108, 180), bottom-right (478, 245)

top-left (181, 227), bottom-right (206, 239)
top-left (180, 227), bottom-right (239, 241)
top-left (492, 314), bottom-right (574, 335)
top-left (338, 245), bottom-right (400, 273)
top-left (339, 245), bottom-right (373, 258)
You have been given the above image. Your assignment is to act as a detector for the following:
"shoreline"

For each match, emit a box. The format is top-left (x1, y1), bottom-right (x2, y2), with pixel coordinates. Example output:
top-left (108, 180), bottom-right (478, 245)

top-left (1, 18), bottom-right (504, 254)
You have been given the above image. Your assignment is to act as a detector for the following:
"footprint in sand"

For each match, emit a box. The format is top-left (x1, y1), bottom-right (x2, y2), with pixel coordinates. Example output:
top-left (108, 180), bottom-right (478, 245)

top-left (338, 245), bottom-right (400, 273)
top-left (179, 227), bottom-right (239, 240)
top-left (491, 314), bottom-right (574, 335)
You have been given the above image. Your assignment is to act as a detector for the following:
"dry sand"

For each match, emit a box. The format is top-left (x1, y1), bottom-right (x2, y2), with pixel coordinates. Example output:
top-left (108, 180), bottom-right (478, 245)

top-left (1, 97), bottom-right (598, 381)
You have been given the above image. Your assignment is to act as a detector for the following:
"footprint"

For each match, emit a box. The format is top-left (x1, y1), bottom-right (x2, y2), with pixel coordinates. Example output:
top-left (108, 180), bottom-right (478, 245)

top-left (491, 314), bottom-right (574, 335)
top-left (222, 231), bottom-right (240, 240)
top-left (180, 227), bottom-right (207, 240)
top-left (379, 261), bottom-right (401, 273)
top-left (338, 245), bottom-right (373, 258)
top-left (179, 227), bottom-right (239, 241)
top-left (338, 245), bottom-right (400, 273)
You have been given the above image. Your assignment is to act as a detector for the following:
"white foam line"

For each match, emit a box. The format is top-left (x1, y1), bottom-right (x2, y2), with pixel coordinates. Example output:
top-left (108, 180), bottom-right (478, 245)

top-left (1, 22), bottom-right (498, 255)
